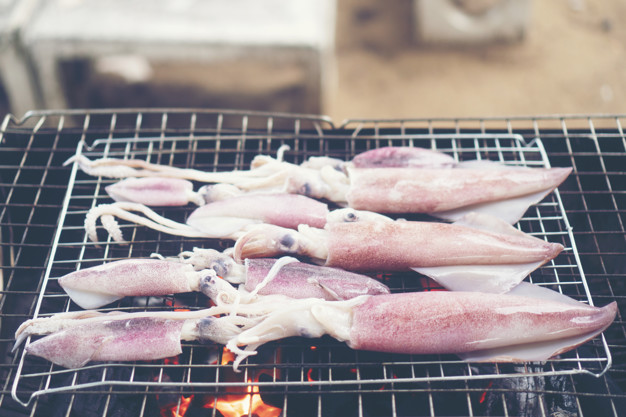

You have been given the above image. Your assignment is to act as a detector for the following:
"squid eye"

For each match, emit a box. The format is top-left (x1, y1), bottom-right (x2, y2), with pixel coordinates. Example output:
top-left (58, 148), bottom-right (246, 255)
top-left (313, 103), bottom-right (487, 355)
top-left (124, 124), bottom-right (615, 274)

top-left (344, 211), bottom-right (358, 222)
top-left (199, 275), bottom-right (219, 298)
top-left (210, 260), bottom-right (229, 277)
top-left (299, 182), bottom-right (312, 197)
top-left (279, 234), bottom-right (298, 253)
top-left (196, 317), bottom-right (218, 344)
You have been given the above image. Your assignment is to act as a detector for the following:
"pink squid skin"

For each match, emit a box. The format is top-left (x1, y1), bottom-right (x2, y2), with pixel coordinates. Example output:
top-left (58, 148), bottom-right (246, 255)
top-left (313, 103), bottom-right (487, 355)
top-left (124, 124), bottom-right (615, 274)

top-left (25, 317), bottom-right (184, 368)
top-left (345, 166), bottom-right (573, 214)
top-left (58, 259), bottom-right (196, 299)
top-left (105, 177), bottom-right (196, 206)
top-left (243, 258), bottom-right (390, 300)
top-left (325, 221), bottom-right (563, 272)
top-left (350, 146), bottom-right (456, 168)
top-left (187, 193), bottom-right (328, 231)
top-left (347, 291), bottom-right (617, 356)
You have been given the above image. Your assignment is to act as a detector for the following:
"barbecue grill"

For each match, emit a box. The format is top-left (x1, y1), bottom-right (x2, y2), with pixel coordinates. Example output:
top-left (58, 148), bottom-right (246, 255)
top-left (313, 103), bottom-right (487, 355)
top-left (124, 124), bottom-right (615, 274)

top-left (0, 109), bottom-right (624, 417)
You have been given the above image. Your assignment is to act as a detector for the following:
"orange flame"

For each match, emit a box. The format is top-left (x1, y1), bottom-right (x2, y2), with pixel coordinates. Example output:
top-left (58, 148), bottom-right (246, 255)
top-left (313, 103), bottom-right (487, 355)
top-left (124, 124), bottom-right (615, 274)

top-left (204, 381), bottom-right (282, 417)
top-left (195, 347), bottom-right (283, 417)
top-left (221, 348), bottom-right (237, 365)
top-left (159, 348), bottom-right (283, 416)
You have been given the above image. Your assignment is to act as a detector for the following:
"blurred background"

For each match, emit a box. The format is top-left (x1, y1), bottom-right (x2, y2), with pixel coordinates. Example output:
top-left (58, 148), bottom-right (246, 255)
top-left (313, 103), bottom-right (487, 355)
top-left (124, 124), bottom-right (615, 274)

top-left (0, 0), bottom-right (624, 122)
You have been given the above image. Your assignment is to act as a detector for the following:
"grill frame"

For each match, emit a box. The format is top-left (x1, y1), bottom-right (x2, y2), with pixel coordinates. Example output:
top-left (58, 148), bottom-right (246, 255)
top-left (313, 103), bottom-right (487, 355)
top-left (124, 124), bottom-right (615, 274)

top-left (1, 109), bottom-right (624, 417)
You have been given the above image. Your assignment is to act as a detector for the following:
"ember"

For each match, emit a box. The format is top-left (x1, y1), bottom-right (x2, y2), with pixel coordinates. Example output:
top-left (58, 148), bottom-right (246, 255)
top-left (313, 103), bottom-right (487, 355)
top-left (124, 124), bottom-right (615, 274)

top-left (160, 395), bottom-right (193, 417)
top-left (479, 380), bottom-right (494, 404)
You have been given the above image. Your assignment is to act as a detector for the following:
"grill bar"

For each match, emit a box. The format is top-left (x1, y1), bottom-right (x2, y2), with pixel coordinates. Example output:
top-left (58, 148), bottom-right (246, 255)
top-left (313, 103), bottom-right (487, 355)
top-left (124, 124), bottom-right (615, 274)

top-left (1, 110), bottom-right (625, 417)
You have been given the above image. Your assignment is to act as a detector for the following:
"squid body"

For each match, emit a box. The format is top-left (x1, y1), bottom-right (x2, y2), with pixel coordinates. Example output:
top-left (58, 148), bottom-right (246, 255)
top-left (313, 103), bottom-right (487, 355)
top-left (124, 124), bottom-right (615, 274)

top-left (57, 255), bottom-right (390, 309)
top-left (16, 284), bottom-right (616, 370)
top-left (105, 177), bottom-right (207, 206)
top-left (234, 212), bottom-right (565, 293)
top-left (69, 146), bottom-right (572, 224)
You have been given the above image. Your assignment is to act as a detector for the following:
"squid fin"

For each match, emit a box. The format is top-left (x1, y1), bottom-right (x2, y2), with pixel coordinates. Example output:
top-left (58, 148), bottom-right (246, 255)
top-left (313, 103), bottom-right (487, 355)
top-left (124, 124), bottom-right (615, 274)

top-left (451, 211), bottom-right (530, 237)
top-left (437, 161), bottom-right (567, 223)
top-left (412, 261), bottom-right (544, 293)
top-left (458, 283), bottom-right (617, 362)
top-left (434, 189), bottom-right (553, 224)
top-left (62, 287), bottom-right (122, 310)
top-left (186, 216), bottom-right (261, 239)
top-left (412, 213), bottom-right (555, 293)
top-left (507, 281), bottom-right (583, 304)
top-left (457, 329), bottom-right (608, 362)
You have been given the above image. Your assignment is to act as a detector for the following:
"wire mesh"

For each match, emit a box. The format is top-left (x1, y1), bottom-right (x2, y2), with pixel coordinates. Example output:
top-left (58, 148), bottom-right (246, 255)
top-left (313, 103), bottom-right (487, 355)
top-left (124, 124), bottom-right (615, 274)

top-left (0, 110), bottom-right (624, 417)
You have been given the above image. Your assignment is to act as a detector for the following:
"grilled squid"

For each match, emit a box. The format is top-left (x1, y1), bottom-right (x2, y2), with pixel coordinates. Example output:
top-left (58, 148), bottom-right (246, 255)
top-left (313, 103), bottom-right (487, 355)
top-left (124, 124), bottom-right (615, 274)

top-left (16, 284), bottom-right (616, 370)
top-left (225, 283), bottom-right (617, 370)
top-left (234, 212), bottom-right (565, 293)
top-left (67, 146), bottom-right (572, 224)
top-left (57, 254), bottom-right (389, 309)
top-left (85, 193), bottom-right (391, 243)
top-left (195, 254), bottom-right (390, 305)
top-left (13, 308), bottom-right (247, 369)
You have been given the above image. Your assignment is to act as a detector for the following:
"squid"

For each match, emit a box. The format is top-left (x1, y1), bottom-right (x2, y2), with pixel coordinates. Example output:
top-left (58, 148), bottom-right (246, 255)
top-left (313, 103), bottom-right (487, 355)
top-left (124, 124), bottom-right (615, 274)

top-left (57, 253), bottom-right (390, 309)
top-left (224, 283), bottom-right (617, 370)
top-left (233, 212), bottom-right (565, 293)
top-left (13, 308), bottom-right (247, 369)
top-left (15, 284), bottom-right (617, 371)
top-left (67, 146), bottom-right (572, 224)
top-left (85, 193), bottom-right (391, 243)
top-left (105, 178), bottom-right (251, 207)
top-left (190, 253), bottom-right (390, 305)
top-left (57, 258), bottom-right (216, 309)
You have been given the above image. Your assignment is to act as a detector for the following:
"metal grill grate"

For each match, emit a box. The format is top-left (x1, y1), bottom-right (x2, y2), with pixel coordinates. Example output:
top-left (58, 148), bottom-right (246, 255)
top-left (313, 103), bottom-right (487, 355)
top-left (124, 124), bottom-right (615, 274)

top-left (1, 110), bottom-right (624, 417)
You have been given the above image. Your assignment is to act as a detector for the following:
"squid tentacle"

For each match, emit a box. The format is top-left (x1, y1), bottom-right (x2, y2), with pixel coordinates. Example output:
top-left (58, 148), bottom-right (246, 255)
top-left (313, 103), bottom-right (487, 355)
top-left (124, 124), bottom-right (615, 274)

top-left (85, 202), bottom-right (236, 243)
top-left (66, 145), bottom-right (297, 191)
top-left (86, 192), bottom-right (392, 244)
